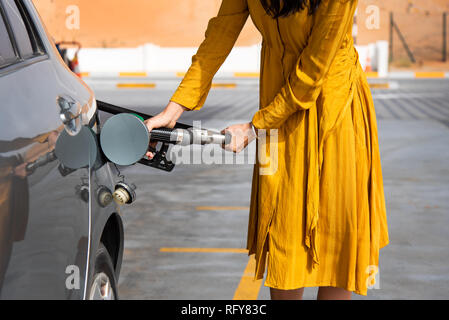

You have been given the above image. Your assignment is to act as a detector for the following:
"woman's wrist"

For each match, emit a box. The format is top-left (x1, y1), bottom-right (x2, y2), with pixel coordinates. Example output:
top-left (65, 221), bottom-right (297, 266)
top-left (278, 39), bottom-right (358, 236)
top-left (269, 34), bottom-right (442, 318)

top-left (249, 121), bottom-right (258, 138)
top-left (163, 101), bottom-right (188, 122)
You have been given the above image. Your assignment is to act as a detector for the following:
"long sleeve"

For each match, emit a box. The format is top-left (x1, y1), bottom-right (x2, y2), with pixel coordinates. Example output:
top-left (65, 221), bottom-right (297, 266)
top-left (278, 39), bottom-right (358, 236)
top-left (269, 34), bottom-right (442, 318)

top-left (170, 0), bottom-right (249, 111)
top-left (0, 132), bottom-right (51, 152)
top-left (252, 0), bottom-right (357, 129)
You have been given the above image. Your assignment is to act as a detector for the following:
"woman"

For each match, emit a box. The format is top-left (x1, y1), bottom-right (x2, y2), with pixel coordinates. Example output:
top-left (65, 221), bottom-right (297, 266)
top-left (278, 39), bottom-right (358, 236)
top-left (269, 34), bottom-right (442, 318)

top-left (145, 0), bottom-right (389, 300)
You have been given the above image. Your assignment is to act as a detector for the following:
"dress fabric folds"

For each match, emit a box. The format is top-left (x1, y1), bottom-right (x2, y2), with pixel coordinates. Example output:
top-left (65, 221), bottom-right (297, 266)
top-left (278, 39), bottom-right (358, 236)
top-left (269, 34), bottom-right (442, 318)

top-left (170, 0), bottom-right (389, 295)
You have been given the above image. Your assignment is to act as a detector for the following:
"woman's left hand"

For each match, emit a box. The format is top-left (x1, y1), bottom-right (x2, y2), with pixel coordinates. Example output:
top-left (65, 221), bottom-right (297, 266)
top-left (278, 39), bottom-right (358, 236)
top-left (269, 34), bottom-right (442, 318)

top-left (222, 122), bottom-right (257, 153)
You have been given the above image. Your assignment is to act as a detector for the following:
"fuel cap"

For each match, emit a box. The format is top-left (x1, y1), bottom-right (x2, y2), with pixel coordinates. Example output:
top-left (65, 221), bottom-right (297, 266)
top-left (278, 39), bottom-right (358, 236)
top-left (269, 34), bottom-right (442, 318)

top-left (100, 113), bottom-right (150, 166)
top-left (55, 126), bottom-right (99, 169)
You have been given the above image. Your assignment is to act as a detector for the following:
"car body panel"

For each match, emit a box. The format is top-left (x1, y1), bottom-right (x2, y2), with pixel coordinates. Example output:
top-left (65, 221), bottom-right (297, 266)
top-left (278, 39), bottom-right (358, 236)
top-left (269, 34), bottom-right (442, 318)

top-left (0, 0), bottom-right (123, 299)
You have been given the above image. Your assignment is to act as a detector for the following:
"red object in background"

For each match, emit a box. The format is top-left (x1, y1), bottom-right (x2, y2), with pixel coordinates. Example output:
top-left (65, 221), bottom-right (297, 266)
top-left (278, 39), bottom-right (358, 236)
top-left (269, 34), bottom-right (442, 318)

top-left (365, 55), bottom-right (373, 72)
top-left (55, 41), bottom-right (82, 77)
top-left (69, 52), bottom-right (81, 77)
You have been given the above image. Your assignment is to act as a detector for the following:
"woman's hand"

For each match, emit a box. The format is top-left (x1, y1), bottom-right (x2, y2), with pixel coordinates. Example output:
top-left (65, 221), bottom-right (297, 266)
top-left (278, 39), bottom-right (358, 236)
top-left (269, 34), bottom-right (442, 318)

top-left (144, 101), bottom-right (188, 159)
top-left (222, 122), bottom-right (257, 153)
top-left (13, 163), bottom-right (29, 179)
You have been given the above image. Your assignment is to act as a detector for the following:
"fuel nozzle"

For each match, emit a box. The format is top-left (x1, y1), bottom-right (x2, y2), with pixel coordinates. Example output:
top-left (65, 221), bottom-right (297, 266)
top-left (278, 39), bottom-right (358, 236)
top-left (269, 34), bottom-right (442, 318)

top-left (170, 128), bottom-right (232, 146)
top-left (99, 112), bottom-right (232, 171)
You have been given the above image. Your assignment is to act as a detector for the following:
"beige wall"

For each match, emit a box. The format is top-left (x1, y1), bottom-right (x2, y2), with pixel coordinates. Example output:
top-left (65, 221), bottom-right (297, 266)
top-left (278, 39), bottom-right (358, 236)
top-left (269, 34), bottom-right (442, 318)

top-left (357, 0), bottom-right (449, 62)
top-left (357, 0), bottom-right (449, 45)
top-left (33, 0), bottom-right (448, 51)
top-left (33, 0), bottom-right (261, 47)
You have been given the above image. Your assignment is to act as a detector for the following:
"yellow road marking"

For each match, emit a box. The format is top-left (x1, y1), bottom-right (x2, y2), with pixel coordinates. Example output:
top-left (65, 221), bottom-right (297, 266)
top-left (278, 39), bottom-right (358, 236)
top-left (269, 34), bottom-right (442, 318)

top-left (233, 256), bottom-right (263, 300)
top-left (196, 206), bottom-right (249, 211)
top-left (160, 248), bottom-right (248, 253)
top-left (119, 72), bottom-right (148, 77)
top-left (116, 83), bottom-right (156, 89)
top-left (234, 72), bottom-right (260, 78)
top-left (211, 83), bottom-right (237, 89)
top-left (80, 72), bottom-right (90, 78)
top-left (415, 72), bottom-right (446, 78)
top-left (176, 72), bottom-right (186, 77)
top-left (365, 72), bottom-right (379, 78)
top-left (160, 247), bottom-right (261, 299)
top-left (369, 83), bottom-right (390, 89)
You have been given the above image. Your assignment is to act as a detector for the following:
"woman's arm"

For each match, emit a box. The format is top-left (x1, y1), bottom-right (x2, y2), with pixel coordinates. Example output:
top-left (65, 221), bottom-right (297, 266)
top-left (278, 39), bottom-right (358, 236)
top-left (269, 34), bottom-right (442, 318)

top-left (145, 0), bottom-right (249, 157)
top-left (169, 0), bottom-right (250, 110)
top-left (251, 0), bottom-right (358, 129)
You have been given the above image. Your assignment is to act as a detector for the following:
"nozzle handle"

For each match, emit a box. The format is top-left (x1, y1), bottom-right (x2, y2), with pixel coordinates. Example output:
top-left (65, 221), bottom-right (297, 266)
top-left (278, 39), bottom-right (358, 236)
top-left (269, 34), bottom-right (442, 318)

top-left (149, 127), bottom-right (175, 144)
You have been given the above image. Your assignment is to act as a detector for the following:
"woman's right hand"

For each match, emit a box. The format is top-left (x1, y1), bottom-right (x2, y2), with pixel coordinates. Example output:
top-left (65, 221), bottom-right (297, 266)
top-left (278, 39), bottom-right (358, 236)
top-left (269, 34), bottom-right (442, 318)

top-left (144, 101), bottom-right (188, 159)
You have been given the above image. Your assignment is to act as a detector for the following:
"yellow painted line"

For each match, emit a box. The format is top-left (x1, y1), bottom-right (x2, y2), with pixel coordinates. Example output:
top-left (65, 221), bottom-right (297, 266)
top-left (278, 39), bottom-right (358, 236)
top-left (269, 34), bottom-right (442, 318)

top-left (160, 247), bottom-right (260, 299)
top-left (116, 83), bottom-right (156, 89)
top-left (233, 256), bottom-right (263, 300)
top-left (234, 72), bottom-right (260, 78)
top-left (160, 248), bottom-right (248, 253)
top-left (211, 83), bottom-right (237, 89)
top-left (119, 72), bottom-right (148, 77)
top-left (196, 206), bottom-right (249, 211)
top-left (414, 72), bottom-right (446, 78)
top-left (369, 83), bottom-right (390, 89)
top-left (176, 72), bottom-right (186, 77)
top-left (365, 72), bottom-right (379, 78)
top-left (80, 72), bottom-right (90, 78)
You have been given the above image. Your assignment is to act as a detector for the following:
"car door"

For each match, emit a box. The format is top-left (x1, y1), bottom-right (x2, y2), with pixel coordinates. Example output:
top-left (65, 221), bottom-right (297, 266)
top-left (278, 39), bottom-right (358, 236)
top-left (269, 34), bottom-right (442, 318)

top-left (0, 0), bottom-right (95, 299)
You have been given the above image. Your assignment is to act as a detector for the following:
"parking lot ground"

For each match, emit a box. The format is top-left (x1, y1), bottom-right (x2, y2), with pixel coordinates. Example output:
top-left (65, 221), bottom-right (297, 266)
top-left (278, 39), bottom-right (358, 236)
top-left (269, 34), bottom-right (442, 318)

top-left (91, 78), bottom-right (449, 300)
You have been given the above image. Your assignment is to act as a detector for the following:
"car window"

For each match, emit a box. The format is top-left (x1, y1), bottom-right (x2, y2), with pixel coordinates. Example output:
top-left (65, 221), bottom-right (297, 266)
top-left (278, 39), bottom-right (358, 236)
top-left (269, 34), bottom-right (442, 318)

top-left (0, 8), bottom-right (17, 68)
top-left (3, 0), bottom-right (33, 58)
top-left (14, 0), bottom-right (45, 55)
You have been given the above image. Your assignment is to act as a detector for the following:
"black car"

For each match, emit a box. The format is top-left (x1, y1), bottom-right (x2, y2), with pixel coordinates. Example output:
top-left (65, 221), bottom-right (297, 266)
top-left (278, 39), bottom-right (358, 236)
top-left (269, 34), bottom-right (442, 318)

top-left (0, 0), bottom-right (124, 299)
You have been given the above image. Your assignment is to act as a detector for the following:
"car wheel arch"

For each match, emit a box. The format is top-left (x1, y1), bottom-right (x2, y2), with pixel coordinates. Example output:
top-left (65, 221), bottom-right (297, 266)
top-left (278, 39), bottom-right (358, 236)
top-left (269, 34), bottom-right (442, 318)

top-left (99, 212), bottom-right (124, 279)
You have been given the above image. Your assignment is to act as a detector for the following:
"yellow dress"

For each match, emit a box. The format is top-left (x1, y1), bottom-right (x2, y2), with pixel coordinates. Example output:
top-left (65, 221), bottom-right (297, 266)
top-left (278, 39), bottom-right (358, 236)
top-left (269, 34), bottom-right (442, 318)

top-left (170, 0), bottom-right (389, 296)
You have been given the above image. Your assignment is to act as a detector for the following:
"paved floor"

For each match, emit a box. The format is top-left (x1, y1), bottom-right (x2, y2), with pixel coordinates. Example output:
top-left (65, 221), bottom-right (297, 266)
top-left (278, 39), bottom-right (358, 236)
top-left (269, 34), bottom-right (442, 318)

top-left (91, 78), bottom-right (449, 300)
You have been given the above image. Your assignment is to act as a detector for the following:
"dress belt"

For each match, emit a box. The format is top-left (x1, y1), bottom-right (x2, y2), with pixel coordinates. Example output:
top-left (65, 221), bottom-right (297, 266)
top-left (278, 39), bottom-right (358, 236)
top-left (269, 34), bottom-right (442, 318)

top-left (304, 45), bottom-right (361, 269)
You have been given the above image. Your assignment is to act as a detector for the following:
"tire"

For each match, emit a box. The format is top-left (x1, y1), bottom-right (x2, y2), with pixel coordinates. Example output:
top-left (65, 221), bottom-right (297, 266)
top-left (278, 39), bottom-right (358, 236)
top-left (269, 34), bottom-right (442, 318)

top-left (87, 243), bottom-right (118, 300)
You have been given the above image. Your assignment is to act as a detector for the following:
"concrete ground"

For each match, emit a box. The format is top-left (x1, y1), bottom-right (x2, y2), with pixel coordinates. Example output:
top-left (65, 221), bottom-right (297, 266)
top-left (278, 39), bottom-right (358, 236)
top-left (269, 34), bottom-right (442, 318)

top-left (90, 78), bottom-right (449, 300)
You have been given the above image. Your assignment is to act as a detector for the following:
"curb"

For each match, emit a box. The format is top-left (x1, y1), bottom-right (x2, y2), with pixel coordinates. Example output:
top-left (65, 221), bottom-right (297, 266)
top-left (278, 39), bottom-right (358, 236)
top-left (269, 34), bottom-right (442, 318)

top-left (111, 82), bottom-right (239, 89)
top-left (80, 71), bottom-right (449, 80)
top-left (86, 80), bottom-right (393, 91)
top-left (366, 71), bottom-right (449, 79)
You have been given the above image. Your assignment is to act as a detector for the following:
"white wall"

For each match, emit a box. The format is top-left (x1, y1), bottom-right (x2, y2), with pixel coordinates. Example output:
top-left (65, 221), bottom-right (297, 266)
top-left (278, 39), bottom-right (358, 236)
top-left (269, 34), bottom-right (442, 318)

top-left (67, 41), bottom-right (388, 76)
top-left (67, 43), bottom-right (261, 74)
top-left (356, 40), bottom-right (389, 77)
